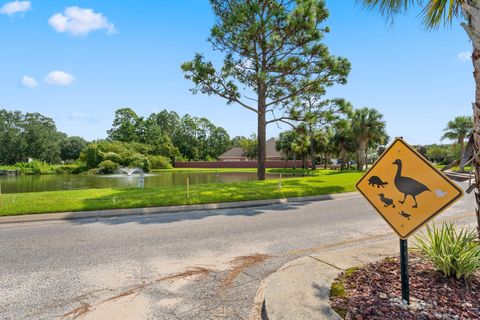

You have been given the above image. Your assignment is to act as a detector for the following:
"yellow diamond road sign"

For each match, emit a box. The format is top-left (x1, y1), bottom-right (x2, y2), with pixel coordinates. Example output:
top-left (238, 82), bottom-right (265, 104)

top-left (356, 138), bottom-right (464, 239)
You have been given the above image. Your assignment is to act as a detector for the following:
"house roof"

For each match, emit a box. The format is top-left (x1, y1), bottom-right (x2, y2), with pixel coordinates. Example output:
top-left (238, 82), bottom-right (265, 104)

top-left (218, 147), bottom-right (246, 158)
top-left (219, 138), bottom-right (283, 159)
top-left (266, 138), bottom-right (282, 158)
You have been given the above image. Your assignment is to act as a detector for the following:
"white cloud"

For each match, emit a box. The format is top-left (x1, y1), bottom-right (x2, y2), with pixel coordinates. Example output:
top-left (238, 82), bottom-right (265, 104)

top-left (20, 75), bottom-right (37, 88)
top-left (0, 1), bottom-right (31, 15)
top-left (48, 7), bottom-right (116, 36)
top-left (69, 113), bottom-right (98, 122)
top-left (45, 71), bottom-right (75, 86)
top-left (458, 51), bottom-right (471, 62)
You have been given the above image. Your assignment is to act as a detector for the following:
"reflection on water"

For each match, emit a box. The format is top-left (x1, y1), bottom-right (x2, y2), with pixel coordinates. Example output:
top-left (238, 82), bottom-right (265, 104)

top-left (0, 172), bottom-right (288, 194)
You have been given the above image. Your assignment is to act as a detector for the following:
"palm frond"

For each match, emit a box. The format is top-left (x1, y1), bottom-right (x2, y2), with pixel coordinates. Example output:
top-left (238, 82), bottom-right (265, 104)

top-left (360, 0), bottom-right (463, 29)
top-left (421, 0), bottom-right (462, 29)
top-left (360, 0), bottom-right (419, 18)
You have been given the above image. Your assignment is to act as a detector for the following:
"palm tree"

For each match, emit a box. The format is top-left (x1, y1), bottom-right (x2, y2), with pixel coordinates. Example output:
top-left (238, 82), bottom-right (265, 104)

top-left (362, 0), bottom-right (480, 238)
top-left (441, 116), bottom-right (473, 154)
top-left (350, 108), bottom-right (388, 171)
top-left (332, 119), bottom-right (356, 170)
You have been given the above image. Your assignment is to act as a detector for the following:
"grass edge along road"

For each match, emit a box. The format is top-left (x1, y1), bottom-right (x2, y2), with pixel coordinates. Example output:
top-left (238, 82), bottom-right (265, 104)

top-left (0, 170), bottom-right (362, 216)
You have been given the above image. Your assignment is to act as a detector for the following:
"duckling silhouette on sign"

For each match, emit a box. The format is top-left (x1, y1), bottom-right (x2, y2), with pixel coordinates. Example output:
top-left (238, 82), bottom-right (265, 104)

top-left (399, 211), bottom-right (411, 220)
top-left (392, 159), bottom-right (431, 208)
top-left (368, 176), bottom-right (388, 188)
top-left (378, 193), bottom-right (395, 208)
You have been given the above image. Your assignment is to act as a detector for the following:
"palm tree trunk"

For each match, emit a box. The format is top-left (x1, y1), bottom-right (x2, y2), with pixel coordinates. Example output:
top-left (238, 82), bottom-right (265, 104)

top-left (462, 0), bottom-right (480, 239)
top-left (310, 142), bottom-right (316, 170)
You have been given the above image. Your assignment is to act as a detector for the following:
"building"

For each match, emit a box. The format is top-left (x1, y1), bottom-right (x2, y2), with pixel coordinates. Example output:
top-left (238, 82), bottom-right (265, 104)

top-left (217, 147), bottom-right (248, 162)
top-left (218, 138), bottom-right (283, 162)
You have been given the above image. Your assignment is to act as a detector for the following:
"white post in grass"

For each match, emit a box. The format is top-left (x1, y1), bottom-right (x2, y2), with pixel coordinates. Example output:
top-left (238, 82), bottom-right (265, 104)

top-left (186, 177), bottom-right (190, 199)
top-left (278, 173), bottom-right (282, 190)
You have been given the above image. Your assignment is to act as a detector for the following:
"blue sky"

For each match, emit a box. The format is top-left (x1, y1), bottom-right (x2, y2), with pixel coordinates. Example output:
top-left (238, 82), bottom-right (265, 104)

top-left (0, 0), bottom-right (473, 144)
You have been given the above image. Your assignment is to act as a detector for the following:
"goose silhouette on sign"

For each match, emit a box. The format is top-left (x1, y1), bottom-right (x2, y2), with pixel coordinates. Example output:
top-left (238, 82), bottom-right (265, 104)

top-left (392, 159), bottom-right (430, 208)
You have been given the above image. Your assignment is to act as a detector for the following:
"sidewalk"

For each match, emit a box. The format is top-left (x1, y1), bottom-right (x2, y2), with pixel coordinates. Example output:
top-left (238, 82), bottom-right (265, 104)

top-left (256, 235), bottom-right (401, 320)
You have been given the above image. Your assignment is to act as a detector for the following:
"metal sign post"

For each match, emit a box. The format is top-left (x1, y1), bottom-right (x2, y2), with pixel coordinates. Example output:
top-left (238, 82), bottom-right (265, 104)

top-left (399, 239), bottom-right (409, 304)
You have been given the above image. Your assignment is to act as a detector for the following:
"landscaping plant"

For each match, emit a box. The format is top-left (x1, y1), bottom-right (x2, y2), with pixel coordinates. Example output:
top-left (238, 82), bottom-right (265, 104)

top-left (414, 222), bottom-right (480, 279)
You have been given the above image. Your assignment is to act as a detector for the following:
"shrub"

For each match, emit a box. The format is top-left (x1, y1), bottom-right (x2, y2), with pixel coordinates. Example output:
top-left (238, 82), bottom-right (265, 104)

top-left (80, 144), bottom-right (103, 168)
top-left (97, 160), bottom-right (119, 174)
top-left (103, 152), bottom-right (122, 164)
top-left (130, 157), bottom-right (151, 172)
top-left (414, 222), bottom-right (480, 279)
top-left (147, 155), bottom-right (173, 169)
top-left (15, 161), bottom-right (53, 175)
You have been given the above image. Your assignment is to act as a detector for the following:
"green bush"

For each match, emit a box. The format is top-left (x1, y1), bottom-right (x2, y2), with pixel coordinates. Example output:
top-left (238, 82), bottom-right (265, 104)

top-left (130, 157), bottom-right (151, 172)
top-left (147, 155), bottom-right (173, 169)
top-left (53, 164), bottom-right (79, 174)
top-left (80, 144), bottom-right (103, 168)
top-left (103, 152), bottom-right (122, 164)
top-left (414, 222), bottom-right (480, 279)
top-left (97, 160), bottom-right (120, 174)
top-left (15, 161), bottom-right (53, 175)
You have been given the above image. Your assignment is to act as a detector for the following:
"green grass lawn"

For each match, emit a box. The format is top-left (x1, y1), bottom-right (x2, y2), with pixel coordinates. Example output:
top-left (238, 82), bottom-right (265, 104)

top-left (0, 169), bottom-right (362, 216)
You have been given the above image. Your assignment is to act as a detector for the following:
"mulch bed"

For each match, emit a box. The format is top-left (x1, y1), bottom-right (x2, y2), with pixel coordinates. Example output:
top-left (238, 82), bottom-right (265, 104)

top-left (330, 255), bottom-right (480, 319)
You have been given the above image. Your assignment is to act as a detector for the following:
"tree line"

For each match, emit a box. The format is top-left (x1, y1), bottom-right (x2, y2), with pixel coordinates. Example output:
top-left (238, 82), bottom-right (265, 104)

top-left (0, 109), bottom-right (87, 165)
top-left (276, 106), bottom-right (389, 170)
top-left (0, 107), bottom-right (242, 171)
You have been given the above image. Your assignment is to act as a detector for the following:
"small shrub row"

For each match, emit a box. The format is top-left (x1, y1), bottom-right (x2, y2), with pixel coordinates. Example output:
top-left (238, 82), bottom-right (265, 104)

top-left (414, 222), bottom-right (480, 279)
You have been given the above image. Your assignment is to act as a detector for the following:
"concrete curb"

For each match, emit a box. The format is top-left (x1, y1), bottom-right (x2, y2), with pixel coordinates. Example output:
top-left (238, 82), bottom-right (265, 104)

top-left (0, 191), bottom-right (361, 224)
top-left (256, 236), bottom-right (401, 320)
top-left (255, 212), bottom-right (478, 320)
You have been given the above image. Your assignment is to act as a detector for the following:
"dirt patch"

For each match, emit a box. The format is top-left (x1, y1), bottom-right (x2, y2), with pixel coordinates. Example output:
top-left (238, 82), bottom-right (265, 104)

top-left (101, 266), bottom-right (211, 304)
top-left (62, 266), bottom-right (211, 319)
top-left (62, 302), bottom-right (91, 319)
top-left (330, 255), bottom-right (480, 319)
top-left (156, 266), bottom-right (211, 283)
top-left (221, 254), bottom-right (270, 290)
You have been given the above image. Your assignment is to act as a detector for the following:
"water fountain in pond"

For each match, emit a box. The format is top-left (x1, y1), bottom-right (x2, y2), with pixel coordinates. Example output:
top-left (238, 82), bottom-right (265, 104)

top-left (119, 167), bottom-right (143, 176)
top-left (119, 167), bottom-right (145, 188)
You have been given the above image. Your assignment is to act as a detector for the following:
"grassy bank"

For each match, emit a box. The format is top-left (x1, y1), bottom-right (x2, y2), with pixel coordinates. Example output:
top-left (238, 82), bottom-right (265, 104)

top-left (0, 169), bottom-right (361, 216)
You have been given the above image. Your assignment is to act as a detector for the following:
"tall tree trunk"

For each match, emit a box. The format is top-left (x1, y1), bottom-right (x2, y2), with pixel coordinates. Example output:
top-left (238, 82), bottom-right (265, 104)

top-left (473, 46), bottom-right (480, 240)
top-left (324, 152), bottom-right (328, 169)
top-left (462, 0), bottom-right (480, 239)
top-left (364, 148), bottom-right (368, 170)
top-left (257, 110), bottom-right (266, 180)
top-left (310, 142), bottom-right (316, 170)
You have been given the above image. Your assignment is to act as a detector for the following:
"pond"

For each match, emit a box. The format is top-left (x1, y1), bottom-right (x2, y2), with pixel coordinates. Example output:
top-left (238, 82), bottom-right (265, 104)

top-left (0, 171), bottom-right (288, 194)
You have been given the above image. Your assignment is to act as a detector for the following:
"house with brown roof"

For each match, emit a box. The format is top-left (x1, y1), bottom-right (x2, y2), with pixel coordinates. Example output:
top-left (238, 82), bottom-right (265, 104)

top-left (217, 147), bottom-right (248, 162)
top-left (218, 138), bottom-right (283, 162)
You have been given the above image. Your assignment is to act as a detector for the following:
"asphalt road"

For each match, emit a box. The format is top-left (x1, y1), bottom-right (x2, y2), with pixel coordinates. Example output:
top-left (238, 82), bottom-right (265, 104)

top-left (0, 185), bottom-right (477, 320)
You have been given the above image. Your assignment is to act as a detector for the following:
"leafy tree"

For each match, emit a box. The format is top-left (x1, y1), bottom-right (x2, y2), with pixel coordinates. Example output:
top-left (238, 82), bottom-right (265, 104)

top-left (0, 109), bottom-right (23, 164)
top-left (107, 108), bottom-right (143, 142)
top-left (276, 130), bottom-right (297, 167)
top-left (182, 0), bottom-right (350, 180)
top-left (295, 96), bottom-right (352, 169)
top-left (80, 144), bottom-right (103, 168)
top-left (149, 110), bottom-right (181, 140)
top-left (59, 136), bottom-right (88, 162)
top-left (97, 160), bottom-right (120, 174)
top-left (441, 115), bottom-right (473, 154)
top-left (291, 124), bottom-right (311, 169)
top-left (331, 119), bottom-right (356, 170)
top-left (239, 134), bottom-right (258, 159)
top-left (350, 107), bottom-right (388, 171)
top-left (21, 112), bottom-right (61, 164)
top-left (361, 0), bottom-right (480, 239)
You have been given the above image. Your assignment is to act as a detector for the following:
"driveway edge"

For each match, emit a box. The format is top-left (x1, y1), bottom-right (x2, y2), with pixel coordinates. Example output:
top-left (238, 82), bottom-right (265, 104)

top-left (0, 191), bottom-right (360, 224)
